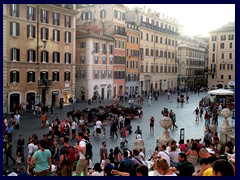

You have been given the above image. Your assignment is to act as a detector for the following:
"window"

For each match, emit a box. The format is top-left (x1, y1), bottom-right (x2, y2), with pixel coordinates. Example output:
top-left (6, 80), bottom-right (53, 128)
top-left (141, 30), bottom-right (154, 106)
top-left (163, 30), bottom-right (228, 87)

top-left (94, 42), bottom-right (99, 53)
top-left (165, 38), bottom-right (167, 44)
top-left (221, 35), bottom-right (226, 41)
top-left (164, 51), bottom-right (167, 58)
top-left (95, 56), bottom-right (99, 64)
top-left (228, 34), bottom-right (234, 40)
top-left (156, 65), bottom-right (159, 73)
top-left (80, 42), bottom-right (86, 48)
top-left (229, 42), bottom-right (233, 49)
top-left (221, 53), bottom-right (224, 60)
top-left (101, 70), bottom-right (106, 78)
top-left (27, 71), bottom-right (35, 82)
top-left (80, 70), bottom-right (85, 79)
top-left (41, 27), bottom-right (49, 40)
top-left (109, 45), bottom-right (114, 54)
top-left (146, 17), bottom-right (149, 23)
top-left (145, 65), bottom-right (148, 73)
top-left (140, 32), bottom-right (143, 40)
top-left (27, 25), bottom-right (36, 38)
top-left (102, 56), bottom-right (106, 64)
top-left (160, 51), bottom-right (163, 57)
top-left (80, 55), bottom-right (85, 64)
top-left (65, 15), bottom-right (71, 28)
top-left (228, 75), bottom-right (231, 80)
top-left (151, 49), bottom-right (154, 56)
top-left (53, 52), bottom-right (60, 63)
top-left (212, 35), bottom-right (217, 41)
top-left (160, 66), bottom-right (163, 73)
top-left (221, 75), bottom-right (224, 79)
top-left (168, 39), bottom-right (171, 45)
top-left (53, 29), bottom-right (60, 42)
top-left (212, 43), bottom-right (216, 52)
top-left (81, 12), bottom-right (92, 20)
top-left (65, 31), bottom-right (71, 43)
top-left (65, 53), bottom-right (71, 64)
top-left (52, 12), bottom-right (60, 26)
top-left (114, 10), bottom-right (125, 20)
top-left (140, 65), bottom-right (143, 73)
top-left (172, 40), bottom-right (174, 46)
top-left (100, 10), bottom-right (106, 18)
top-left (27, 6), bottom-right (35, 20)
top-left (11, 48), bottom-right (20, 61)
top-left (108, 70), bottom-right (112, 78)
top-left (212, 53), bottom-right (215, 62)
top-left (94, 70), bottom-right (99, 79)
top-left (41, 51), bottom-right (49, 63)
top-left (151, 35), bottom-right (153, 42)
top-left (102, 43), bottom-right (107, 53)
top-left (146, 33), bottom-right (148, 41)
top-left (145, 48), bottom-right (149, 56)
top-left (64, 71), bottom-right (70, 81)
top-left (40, 71), bottom-right (48, 80)
top-left (10, 22), bottom-right (20, 36)
top-left (52, 71), bottom-right (59, 81)
top-left (227, 64), bottom-right (233, 70)
top-left (10, 4), bottom-right (19, 17)
top-left (122, 41), bottom-right (125, 49)
top-left (151, 65), bottom-right (154, 73)
top-left (10, 70), bottom-right (19, 83)
top-left (41, 9), bottom-right (49, 23)
top-left (151, 19), bottom-right (154, 25)
top-left (172, 66), bottom-right (174, 73)
top-left (229, 53), bottom-right (232, 60)
top-left (109, 57), bottom-right (113, 64)
top-left (220, 43), bottom-right (225, 49)
top-left (27, 49), bottom-right (36, 62)
top-left (155, 50), bottom-right (159, 57)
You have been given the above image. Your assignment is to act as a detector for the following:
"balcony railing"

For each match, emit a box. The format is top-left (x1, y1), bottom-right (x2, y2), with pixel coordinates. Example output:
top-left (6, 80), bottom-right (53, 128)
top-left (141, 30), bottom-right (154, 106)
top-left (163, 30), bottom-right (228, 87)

top-left (114, 30), bottom-right (126, 36)
top-left (141, 21), bottom-right (180, 36)
top-left (38, 79), bottom-right (52, 87)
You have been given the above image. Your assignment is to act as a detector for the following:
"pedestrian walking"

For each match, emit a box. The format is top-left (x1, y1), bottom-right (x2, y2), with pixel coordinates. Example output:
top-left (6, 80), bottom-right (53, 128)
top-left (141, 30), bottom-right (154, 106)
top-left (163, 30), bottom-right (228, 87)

top-left (50, 105), bottom-right (54, 117)
top-left (14, 112), bottom-right (21, 129)
top-left (134, 126), bottom-right (142, 139)
top-left (167, 91), bottom-right (170, 100)
top-left (150, 116), bottom-right (154, 134)
top-left (193, 107), bottom-right (200, 121)
top-left (4, 139), bottom-right (15, 165)
top-left (17, 135), bottom-right (25, 162)
top-left (40, 112), bottom-right (48, 128)
top-left (148, 95), bottom-right (152, 107)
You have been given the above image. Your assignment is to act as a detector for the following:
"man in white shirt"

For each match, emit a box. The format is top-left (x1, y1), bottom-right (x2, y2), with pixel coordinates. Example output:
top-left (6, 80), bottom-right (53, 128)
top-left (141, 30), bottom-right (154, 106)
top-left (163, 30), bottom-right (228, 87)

top-left (157, 144), bottom-right (170, 166)
top-left (76, 132), bottom-right (88, 176)
top-left (27, 140), bottom-right (35, 163)
top-left (14, 112), bottom-right (21, 128)
top-left (95, 120), bottom-right (102, 136)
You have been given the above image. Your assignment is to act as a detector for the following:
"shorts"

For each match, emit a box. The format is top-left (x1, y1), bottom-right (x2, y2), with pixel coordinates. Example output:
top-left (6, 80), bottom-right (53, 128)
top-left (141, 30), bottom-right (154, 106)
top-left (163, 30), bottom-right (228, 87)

top-left (16, 156), bottom-right (22, 163)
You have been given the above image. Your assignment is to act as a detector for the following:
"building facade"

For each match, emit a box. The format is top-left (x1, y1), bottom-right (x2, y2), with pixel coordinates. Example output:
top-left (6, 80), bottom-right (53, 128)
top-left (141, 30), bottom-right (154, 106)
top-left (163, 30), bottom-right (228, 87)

top-left (76, 4), bottom-right (127, 97)
top-left (125, 7), bottom-right (181, 93)
top-left (75, 30), bottom-right (114, 101)
top-left (208, 22), bottom-right (235, 89)
top-left (125, 22), bottom-right (141, 96)
top-left (3, 4), bottom-right (78, 113)
top-left (178, 36), bottom-right (208, 89)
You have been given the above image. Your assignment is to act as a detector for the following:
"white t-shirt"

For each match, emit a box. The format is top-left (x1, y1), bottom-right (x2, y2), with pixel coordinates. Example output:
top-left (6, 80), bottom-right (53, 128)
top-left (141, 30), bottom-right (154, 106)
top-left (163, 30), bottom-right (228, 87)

top-left (91, 171), bottom-right (104, 176)
top-left (28, 143), bottom-right (35, 154)
top-left (79, 140), bottom-right (86, 159)
top-left (157, 151), bottom-right (170, 166)
top-left (71, 121), bottom-right (76, 130)
top-left (96, 120), bottom-right (102, 129)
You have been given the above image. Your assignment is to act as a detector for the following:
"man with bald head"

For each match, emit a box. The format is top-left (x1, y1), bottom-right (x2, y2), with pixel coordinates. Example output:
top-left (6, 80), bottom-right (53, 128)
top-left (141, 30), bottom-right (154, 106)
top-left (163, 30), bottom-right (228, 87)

top-left (198, 148), bottom-right (216, 164)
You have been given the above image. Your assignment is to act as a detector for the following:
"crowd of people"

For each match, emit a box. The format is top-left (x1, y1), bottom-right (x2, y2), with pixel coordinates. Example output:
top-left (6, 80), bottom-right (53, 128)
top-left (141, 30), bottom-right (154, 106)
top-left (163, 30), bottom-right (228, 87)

top-left (3, 89), bottom-right (235, 176)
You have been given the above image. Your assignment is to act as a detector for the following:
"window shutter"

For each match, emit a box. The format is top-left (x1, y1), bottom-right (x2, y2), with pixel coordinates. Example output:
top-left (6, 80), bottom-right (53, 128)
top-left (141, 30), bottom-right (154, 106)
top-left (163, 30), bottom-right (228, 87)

top-left (69, 17), bottom-right (71, 28)
top-left (16, 4), bottom-right (19, 17)
top-left (17, 49), bottom-right (20, 61)
top-left (46, 11), bottom-right (49, 23)
top-left (57, 72), bottom-right (59, 81)
top-left (10, 72), bottom-right (13, 83)
top-left (46, 51), bottom-right (49, 62)
top-left (33, 7), bottom-right (35, 21)
top-left (57, 30), bottom-right (60, 41)
top-left (46, 28), bottom-right (49, 40)
top-left (69, 54), bottom-right (71, 64)
top-left (41, 28), bottom-right (43, 39)
top-left (27, 25), bottom-right (30, 37)
top-left (16, 23), bottom-right (19, 36)
top-left (64, 72), bottom-right (66, 81)
top-left (69, 32), bottom-right (71, 43)
top-left (16, 71), bottom-right (20, 82)
top-left (27, 72), bottom-right (30, 82)
top-left (32, 72), bottom-right (35, 82)
top-left (10, 22), bottom-right (13, 35)
top-left (65, 32), bottom-right (67, 42)
top-left (33, 26), bottom-right (36, 38)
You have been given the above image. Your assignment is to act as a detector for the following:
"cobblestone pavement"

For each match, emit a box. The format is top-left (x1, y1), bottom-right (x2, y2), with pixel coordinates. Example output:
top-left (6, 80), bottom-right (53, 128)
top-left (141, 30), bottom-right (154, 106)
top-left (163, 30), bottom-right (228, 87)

top-left (3, 92), bottom-right (235, 171)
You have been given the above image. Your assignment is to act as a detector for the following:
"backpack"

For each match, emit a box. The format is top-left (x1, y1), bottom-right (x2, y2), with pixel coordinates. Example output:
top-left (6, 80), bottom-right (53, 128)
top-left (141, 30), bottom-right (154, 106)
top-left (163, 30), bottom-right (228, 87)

top-left (64, 146), bottom-right (75, 164)
top-left (84, 140), bottom-right (93, 160)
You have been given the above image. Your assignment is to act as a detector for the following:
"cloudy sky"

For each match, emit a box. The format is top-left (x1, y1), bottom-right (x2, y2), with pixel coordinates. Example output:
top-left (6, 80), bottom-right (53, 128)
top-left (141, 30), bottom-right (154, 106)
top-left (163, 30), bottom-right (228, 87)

top-left (125, 4), bottom-right (235, 37)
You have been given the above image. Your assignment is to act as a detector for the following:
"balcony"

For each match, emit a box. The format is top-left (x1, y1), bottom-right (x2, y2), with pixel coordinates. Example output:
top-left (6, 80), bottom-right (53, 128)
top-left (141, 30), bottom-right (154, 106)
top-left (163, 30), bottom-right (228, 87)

top-left (141, 21), bottom-right (180, 36)
top-left (114, 30), bottom-right (126, 36)
top-left (38, 79), bottom-right (52, 87)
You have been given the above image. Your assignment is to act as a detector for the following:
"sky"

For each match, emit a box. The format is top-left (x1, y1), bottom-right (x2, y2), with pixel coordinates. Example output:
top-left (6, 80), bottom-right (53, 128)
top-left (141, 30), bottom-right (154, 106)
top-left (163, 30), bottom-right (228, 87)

top-left (125, 4), bottom-right (235, 37)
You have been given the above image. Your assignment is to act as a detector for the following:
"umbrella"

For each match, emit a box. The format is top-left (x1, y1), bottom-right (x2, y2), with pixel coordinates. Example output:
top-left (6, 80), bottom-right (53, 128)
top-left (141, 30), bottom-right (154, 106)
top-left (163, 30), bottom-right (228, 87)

top-left (208, 89), bottom-right (235, 96)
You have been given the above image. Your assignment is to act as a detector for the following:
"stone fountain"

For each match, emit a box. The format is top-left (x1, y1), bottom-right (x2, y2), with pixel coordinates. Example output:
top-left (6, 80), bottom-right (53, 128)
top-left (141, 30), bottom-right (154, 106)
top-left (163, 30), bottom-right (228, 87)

top-left (219, 108), bottom-right (234, 143)
top-left (158, 116), bottom-right (174, 147)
